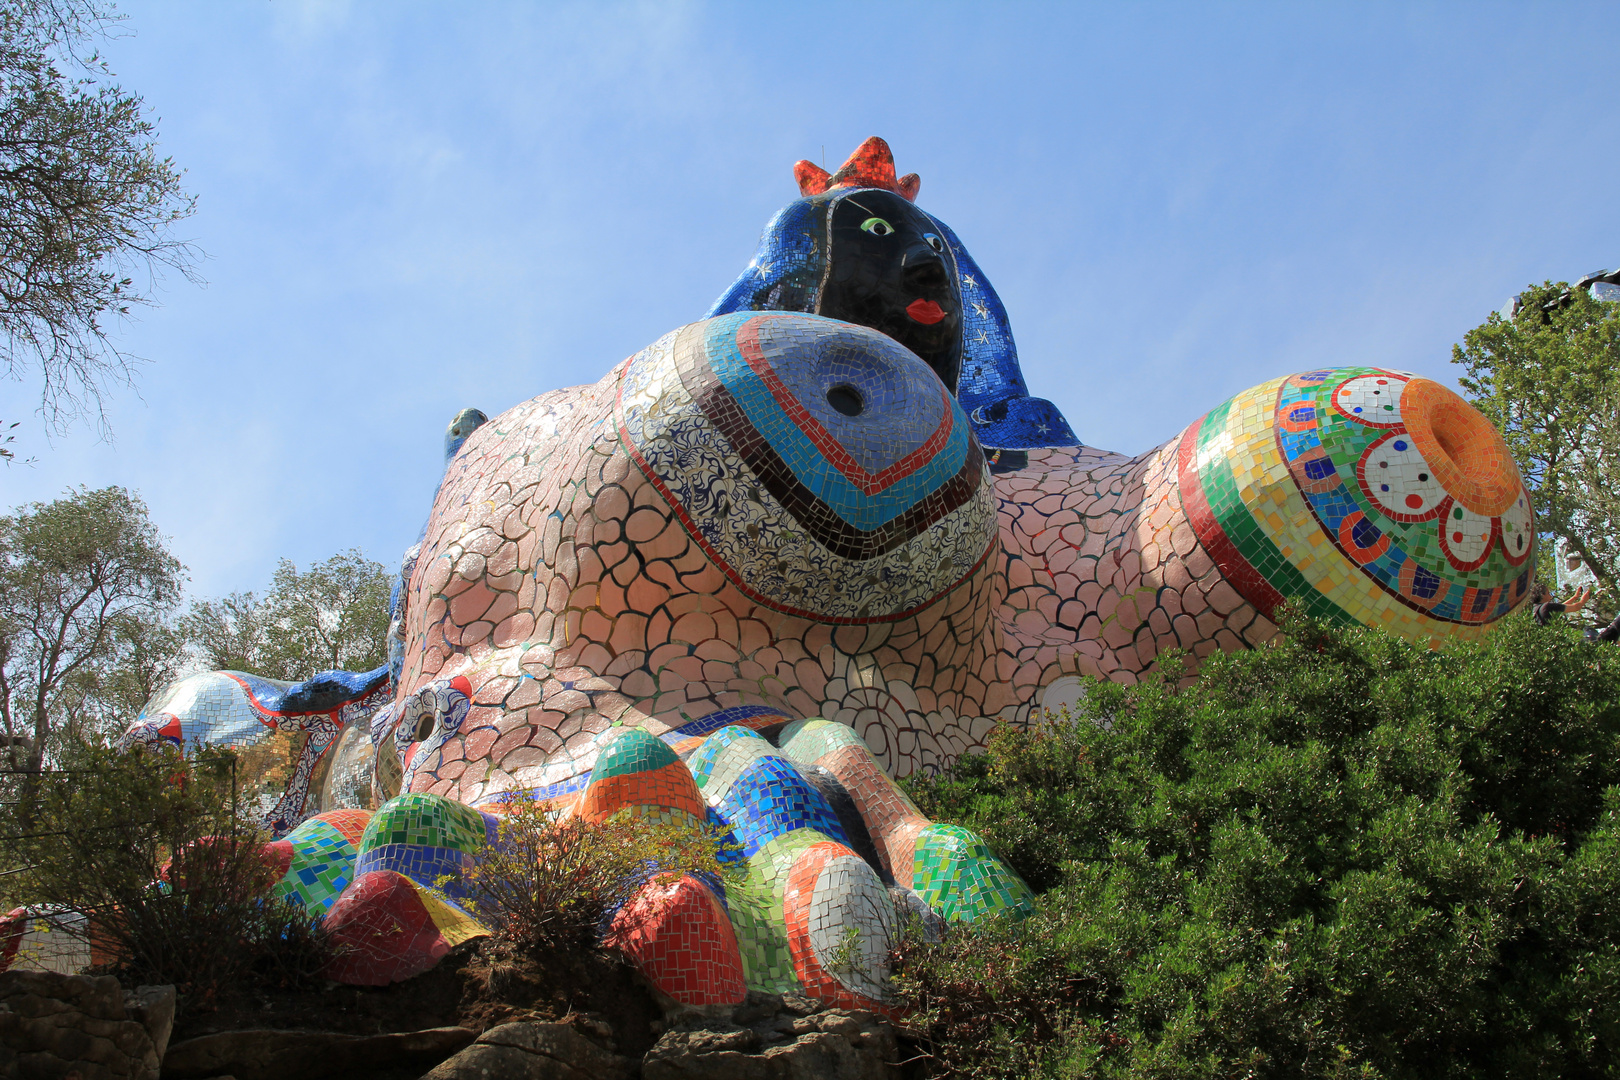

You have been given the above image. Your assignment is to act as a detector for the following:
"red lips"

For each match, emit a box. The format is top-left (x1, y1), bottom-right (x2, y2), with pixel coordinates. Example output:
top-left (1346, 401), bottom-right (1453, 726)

top-left (906, 299), bottom-right (947, 325)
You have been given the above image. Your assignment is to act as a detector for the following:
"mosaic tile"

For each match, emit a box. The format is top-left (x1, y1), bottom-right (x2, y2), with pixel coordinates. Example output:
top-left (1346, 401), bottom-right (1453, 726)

top-left (715, 755), bottom-right (851, 857)
top-left (1178, 368), bottom-right (1531, 636)
top-left (619, 314), bottom-right (999, 622)
top-left (794, 847), bottom-right (899, 1010)
top-left (119, 667), bottom-right (393, 837)
top-left (661, 704), bottom-right (794, 758)
top-left (605, 873), bottom-right (746, 1006)
top-left (911, 824), bottom-right (1035, 922)
top-left (322, 869), bottom-right (487, 986)
top-left (687, 726), bottom-right (779, 799)
top-left (725, 829), bottom-right (830, 994)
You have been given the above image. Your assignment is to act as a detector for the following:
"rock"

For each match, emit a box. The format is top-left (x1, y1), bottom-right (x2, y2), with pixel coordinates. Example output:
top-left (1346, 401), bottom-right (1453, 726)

top-left (160, 1026), bottom-right (475, 1080)
top-left (0, 969), bottom-right (161, 1080)
top-left (124, 985), bottom-right (176, 1060)
top-left (730, 992), bottom-right (785, 1026)
top-left (641, 1008), bottom-right (898, 1080)
top-left (421, 1022), bottom-right (632, 1080)
top-left (778, 993), bottom-right (822, 1017)
top-left (562, 1013), bottom-right (614, 1051)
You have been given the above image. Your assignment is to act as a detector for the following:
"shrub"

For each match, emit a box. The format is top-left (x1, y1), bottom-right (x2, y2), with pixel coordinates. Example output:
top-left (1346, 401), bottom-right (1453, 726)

top-left (896, 612), bottom-right (1620, 1078)
top-left (456, 797), bottom-right (736, 954)
top-left (1, 740), bottom-right (328, 1008)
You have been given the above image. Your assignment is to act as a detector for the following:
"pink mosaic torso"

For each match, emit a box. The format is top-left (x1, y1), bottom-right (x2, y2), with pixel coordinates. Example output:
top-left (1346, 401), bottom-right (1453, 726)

top-left (395, 351), bottom-right (1272, 804)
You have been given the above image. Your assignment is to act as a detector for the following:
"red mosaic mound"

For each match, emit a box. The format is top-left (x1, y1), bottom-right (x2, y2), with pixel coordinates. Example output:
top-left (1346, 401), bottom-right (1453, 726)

top-left (606, 873), bottom-right (745, 1006)
top-left (322, 870), bottom-right (456, 986)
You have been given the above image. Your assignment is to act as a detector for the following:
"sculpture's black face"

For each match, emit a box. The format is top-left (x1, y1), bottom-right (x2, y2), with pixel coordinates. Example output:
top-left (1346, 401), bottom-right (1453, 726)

top-left (819, 190), bottom-right (963, 393)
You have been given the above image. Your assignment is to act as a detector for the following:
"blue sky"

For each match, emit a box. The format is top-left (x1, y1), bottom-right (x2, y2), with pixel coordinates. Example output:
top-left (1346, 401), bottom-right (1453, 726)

top-left (2, 1), bottom-right (1617, 601)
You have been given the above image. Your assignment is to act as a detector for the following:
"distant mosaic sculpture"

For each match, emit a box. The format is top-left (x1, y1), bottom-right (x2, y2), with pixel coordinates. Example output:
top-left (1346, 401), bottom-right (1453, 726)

top-left (62, 138), bottom-right (1534, 1009)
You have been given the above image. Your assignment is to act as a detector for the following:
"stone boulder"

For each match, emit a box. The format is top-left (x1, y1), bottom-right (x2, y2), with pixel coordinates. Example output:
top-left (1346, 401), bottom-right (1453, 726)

top-left (642, 992), bottom-right (899, 1079)
top-left (159, 1026), bottom-right (475, 1080)
top-left (420, 1022), bottom-right (633, 1080)
top-left (123, 986), bottom-right (176, 1061)
top-left (0, 969), bottom-right (162, 1080)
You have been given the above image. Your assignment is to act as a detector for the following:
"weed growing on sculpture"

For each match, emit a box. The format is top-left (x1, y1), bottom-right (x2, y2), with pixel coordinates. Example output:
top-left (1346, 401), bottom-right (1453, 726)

top-left (898, 612), bottom-right (1620, 1078)
top-left (457, 796), bottom-right (736, 952)
top-left (3, 741), bottom-right (329, 1009)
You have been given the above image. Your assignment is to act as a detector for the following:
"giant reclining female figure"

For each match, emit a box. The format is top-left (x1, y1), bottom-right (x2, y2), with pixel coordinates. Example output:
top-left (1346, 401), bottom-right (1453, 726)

top-left (107, 139), bottom-right (1534, 1007)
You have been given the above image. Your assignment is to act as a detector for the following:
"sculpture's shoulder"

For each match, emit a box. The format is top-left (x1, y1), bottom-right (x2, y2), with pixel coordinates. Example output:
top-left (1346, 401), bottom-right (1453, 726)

top-left (990, 444), bottom-right (1153, 500)
top-left (446, 364), bottom-right (625, 477)
top-left (427, 362), bottom-right (637, 553)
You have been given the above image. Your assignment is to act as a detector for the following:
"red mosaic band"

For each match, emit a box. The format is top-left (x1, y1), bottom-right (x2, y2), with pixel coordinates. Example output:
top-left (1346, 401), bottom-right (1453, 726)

top-left (1175, 414), bottom-right (1286, 619)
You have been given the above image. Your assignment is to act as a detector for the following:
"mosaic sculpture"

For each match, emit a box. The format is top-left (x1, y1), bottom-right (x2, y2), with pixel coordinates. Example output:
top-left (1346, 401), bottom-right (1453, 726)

top-left (85, 138), bottom-right (1536, 1007)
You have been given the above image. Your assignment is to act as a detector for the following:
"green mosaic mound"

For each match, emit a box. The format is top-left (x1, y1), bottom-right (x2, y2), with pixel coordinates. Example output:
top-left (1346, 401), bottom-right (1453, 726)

top-left (592, 726), bottom-right (679, 781)
top-left (360, 791), bottom-right (489, 854)
top-left (272, 817), bottom-right (358, 912)
top-left (911, 823), bottom-right (1035, 923)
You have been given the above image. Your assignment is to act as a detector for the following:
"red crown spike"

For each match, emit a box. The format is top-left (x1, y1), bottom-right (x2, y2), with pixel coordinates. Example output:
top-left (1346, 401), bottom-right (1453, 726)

top-left (794, 160), bottom-right (831, 196)
top-left (792, 137), bottom-right (921, 202)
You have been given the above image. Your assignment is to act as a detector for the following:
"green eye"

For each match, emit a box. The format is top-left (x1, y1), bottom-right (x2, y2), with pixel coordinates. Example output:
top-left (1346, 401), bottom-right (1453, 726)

top-left (860, 217), bottom-right (894, 236)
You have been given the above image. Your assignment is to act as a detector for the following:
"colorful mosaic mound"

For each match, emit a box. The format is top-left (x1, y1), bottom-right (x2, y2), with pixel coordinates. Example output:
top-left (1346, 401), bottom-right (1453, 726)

top-left (322, 867), bottom-right (487, 986)
top-left (269, 809), bottom-right (372, 912)
top-left (105, 138), bottom-right (1538, 1009)
top-left (619, 313), bottom-right (996, 623)
top-left (353, 790), bottom-right (496, 902)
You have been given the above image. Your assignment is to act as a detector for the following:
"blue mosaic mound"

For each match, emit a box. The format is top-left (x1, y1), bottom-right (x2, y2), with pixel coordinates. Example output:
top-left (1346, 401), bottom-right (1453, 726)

top-left (715, 754), bottom-right (852, 858)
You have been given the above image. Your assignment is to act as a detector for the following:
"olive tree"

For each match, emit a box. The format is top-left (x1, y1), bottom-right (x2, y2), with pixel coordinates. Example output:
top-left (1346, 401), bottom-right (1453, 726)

top-left (181, 549), bottom-right (391, 680)
top-left (0, 485), bottom-right (182, 778)
top-left (1453, 281), bottom-right (1620, 603)
top-left (0, 0), bottom-right (197, 433)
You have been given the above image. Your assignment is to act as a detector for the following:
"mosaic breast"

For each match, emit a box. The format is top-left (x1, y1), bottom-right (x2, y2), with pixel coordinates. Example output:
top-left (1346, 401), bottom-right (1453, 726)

top-left (1178, 367), bottom-right (1533, 637)
top-left (616, 312), bottom-right (995, 622)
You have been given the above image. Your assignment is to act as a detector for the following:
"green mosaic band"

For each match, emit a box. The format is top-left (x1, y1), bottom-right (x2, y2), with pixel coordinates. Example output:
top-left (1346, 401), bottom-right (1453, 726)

top-left (1182, 390), bottom-right (1355, 625)
top-left (591, 725), bottom-right (682, 782)
top-left (727, 828), bottom-right (834, 993)
top-left (778, 718), bottom-right (867, 766)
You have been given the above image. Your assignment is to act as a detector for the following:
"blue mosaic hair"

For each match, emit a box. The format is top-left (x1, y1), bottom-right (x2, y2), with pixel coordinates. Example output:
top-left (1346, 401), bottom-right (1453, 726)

top-left (235, 665), bottom-right (391, 715)
top-left (705, 197), bottom-right (825, 316)
top-left (706, 191), bottom-right (1078, 450)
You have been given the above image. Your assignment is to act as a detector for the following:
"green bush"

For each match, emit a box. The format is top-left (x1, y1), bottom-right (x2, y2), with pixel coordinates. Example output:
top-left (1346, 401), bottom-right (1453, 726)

top-left (456, 797), bottom-right (737, 954)
top-left (1, 741), bottom-right (328, 1009)
top-left (897, 613), bottom-right (1620, 1078)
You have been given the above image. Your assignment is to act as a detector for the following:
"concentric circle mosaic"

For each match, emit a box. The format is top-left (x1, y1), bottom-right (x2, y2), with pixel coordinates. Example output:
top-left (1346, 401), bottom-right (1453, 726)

top-left (1178, 366), bottom-right (1533, 634)
top-left (615, 311), bottom-right (996, 623)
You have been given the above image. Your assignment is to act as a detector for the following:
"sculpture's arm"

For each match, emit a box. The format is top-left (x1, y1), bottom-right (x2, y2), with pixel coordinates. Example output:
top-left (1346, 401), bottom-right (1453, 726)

top-left (993, 368), bottom-right (1536, 696)
top-left (122, 664), bottom-right (393, 836)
